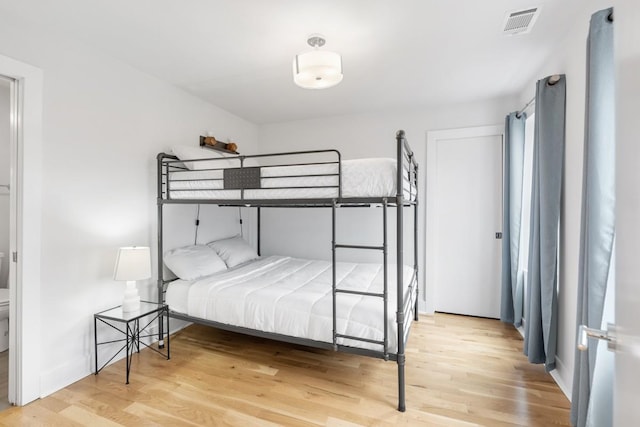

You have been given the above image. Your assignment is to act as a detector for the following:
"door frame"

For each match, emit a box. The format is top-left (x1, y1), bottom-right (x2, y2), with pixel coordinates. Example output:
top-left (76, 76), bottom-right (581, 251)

top-left (425, 125), bottom-right (503, 314)
top-left (0, 54), bottom-right (43, 405)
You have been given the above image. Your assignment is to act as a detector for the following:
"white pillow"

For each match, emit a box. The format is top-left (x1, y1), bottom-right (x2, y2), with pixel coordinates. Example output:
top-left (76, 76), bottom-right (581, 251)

top-left (164, 244), bottom-right (227, 280)
top-left (171, 145), bottom-right (237, 170)
top-left (207, 235), bottom-right (259, 268)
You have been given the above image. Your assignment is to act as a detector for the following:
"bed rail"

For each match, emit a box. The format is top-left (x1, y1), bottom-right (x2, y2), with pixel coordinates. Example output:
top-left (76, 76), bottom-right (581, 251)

top-left (396, 129), bottom-right (419, 203)
top-left (157, 137), bottom-right (418, 206)
top-left (158, 149), bottom-right (343, 205)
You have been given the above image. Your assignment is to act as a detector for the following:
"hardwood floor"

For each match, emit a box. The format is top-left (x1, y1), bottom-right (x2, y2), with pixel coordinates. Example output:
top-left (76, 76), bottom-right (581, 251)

top-left (0, 314), bottom-right (570, 426)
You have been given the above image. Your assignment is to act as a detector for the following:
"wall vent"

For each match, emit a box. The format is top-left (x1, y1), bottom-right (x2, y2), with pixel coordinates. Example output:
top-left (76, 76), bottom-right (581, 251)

top-left (503, 7), bottom-right (540, 35)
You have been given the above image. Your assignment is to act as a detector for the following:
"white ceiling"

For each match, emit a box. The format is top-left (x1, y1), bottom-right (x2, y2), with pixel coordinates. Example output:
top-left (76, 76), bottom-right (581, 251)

top-left (0, 0), bottom-right (588, 124)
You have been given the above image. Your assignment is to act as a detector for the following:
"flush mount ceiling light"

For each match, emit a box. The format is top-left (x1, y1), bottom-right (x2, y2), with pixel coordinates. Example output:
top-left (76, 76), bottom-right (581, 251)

top-left (293, 35), bottom-right (343, 89)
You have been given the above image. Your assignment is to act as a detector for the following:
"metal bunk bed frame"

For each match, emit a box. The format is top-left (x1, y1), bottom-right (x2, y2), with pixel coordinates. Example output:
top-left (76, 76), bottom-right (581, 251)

top-left (156, 130), bottom-right (419, 411)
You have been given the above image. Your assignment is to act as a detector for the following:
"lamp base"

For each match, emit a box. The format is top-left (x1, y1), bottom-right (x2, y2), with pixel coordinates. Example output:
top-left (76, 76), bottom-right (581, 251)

top-left (122, 281), bottom-right (141, 313)
top-left (122, 297), bottom-right (141, 313)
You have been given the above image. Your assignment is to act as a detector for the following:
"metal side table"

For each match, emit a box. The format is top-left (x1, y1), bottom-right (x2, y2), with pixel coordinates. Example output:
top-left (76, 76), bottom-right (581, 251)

top-left (94, 301), bottom-right (170, 384)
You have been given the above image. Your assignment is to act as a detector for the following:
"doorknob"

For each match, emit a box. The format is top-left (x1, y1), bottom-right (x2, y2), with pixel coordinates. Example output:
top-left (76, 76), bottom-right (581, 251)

top-left (578, 323), bottom-right (616, 351)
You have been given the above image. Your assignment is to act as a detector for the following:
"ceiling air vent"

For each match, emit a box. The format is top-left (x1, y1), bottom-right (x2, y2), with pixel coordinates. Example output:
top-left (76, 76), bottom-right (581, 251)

top-left (503, 7), bottom-right (540, 35)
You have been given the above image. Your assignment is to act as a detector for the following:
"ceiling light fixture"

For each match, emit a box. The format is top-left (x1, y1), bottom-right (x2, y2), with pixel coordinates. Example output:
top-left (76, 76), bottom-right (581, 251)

top-left (293, 35), bottom-right (343, 89)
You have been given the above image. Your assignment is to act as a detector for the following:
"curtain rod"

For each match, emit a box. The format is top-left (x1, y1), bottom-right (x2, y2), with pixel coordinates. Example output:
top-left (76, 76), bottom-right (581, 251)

top-left (516, 74), bottom-right (561, 118)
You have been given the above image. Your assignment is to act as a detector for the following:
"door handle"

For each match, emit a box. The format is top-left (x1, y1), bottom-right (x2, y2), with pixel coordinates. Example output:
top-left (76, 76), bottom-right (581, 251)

top-left (578, 323), bottom-right (616, 351)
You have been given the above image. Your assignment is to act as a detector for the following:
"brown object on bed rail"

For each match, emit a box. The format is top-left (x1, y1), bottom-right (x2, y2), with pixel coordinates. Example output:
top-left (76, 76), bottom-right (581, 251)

top-left (199, 135), bottom-right (239, 153)
top-left (202, 136), bottom-right (217, 146)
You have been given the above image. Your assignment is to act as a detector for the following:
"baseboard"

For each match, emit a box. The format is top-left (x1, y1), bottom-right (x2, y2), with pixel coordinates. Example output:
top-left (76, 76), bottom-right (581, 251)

top-left (39, 355), bottom-right (92, 398)
top-left (512, 320), bottom-right (571, 401)
top-left (418, 297), bottom-right (433, 315)
top-left (551, 356), bottom-right (572, 401)
top-left (39, 319), bottom-right (192, 399)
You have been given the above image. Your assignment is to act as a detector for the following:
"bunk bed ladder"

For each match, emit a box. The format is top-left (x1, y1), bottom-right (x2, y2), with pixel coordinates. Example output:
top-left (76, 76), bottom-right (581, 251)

top-left (331, 199), bottom-right (390, 359)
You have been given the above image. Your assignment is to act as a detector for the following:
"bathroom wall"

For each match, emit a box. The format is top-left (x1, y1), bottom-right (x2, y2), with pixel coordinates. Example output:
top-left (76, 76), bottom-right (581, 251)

top-left (0, 78), bottom-right (9, 288)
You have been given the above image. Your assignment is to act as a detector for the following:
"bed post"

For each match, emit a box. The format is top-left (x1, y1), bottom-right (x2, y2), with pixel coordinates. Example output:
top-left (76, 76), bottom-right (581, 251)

top-left (414, 164), bottom-right (420, 321)
top-left (257, 207), bottom-right (261, 256)
top-left (383, 198), bottom-right (389, 358)
top-left (157, 153), bottom-right (165, 349)
top-left (331, 200), bottom-right (338, 351)
top-left (395, 130), bottom-right (406, 412)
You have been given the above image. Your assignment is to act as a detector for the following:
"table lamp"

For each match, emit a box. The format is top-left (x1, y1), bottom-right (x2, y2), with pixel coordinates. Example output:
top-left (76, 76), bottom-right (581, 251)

top-left (113, 246), bottom-right (151, 312)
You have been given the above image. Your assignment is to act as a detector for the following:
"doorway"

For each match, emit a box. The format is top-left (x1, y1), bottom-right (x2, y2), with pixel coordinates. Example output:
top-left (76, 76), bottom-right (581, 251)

top-left (426, 125), bottom-right (504, 318)
top-left (0, 76), bottom-right (10, 410)
top-left (0, 54), bottom-right (44, 406)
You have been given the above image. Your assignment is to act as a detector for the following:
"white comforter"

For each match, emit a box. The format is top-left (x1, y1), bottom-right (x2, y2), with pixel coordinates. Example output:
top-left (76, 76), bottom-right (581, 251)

top-left (166, 256), bottom-right (415, 353)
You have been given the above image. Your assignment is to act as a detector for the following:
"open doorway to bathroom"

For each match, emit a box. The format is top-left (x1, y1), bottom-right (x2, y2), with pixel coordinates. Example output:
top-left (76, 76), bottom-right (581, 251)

top-left (0, 75), bottom-right (11, 410)
top-left (0, 55), bottom-right (43, 407)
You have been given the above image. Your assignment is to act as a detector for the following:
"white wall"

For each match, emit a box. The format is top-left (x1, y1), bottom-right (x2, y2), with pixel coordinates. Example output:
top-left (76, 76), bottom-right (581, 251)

top-left (258, 97), bottom-right (516, 312)
top-left (0, 79), bottom-right (8, 288)
top-left (0, 16), bottom-right (258, 398)
top-left (514, 0), bottom-right (612, 398)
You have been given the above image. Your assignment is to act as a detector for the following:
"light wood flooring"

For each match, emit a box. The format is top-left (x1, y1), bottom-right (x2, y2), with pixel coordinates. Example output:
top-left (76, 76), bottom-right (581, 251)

top-left (0, 314), bottom-right (570, 426)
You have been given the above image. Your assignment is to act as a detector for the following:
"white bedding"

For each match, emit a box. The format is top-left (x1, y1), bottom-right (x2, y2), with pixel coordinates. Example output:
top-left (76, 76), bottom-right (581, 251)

top-left (165, 255), bottom-right (416, 353)
top-left (167, 158), bottom-right (412, 200)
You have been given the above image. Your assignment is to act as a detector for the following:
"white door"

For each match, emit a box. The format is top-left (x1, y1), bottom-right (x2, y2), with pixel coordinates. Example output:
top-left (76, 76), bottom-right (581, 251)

top-left (426, 126), bottom-right (503, 318)
top-left (612, 1), bottom-right (640, 424)
top-left (582, 3), bottom-right (640, 424)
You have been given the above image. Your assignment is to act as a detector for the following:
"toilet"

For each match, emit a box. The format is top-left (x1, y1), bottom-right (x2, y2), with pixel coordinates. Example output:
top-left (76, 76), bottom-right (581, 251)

top-left (0, 252), bottom-right (8, 352)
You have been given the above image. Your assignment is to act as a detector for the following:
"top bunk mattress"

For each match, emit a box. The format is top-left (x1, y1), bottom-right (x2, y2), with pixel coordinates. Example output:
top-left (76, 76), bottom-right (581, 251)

top-left (165, 255), bottom-right (416, 354)
top-left (166, 158), bottom-right (414, 200)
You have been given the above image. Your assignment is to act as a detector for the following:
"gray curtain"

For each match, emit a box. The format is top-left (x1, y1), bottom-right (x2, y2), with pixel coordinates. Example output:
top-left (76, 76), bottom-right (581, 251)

top-left (501, 112), bottom-right (527, 326)
top-left (571, 8), bottom-right (615, 427)
top-left (523, 74), bottom-right (566, 371)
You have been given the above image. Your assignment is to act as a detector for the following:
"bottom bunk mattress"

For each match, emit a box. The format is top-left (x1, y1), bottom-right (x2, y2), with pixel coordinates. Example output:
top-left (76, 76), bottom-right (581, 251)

top-left (165, 255), bottom-right (416, 354)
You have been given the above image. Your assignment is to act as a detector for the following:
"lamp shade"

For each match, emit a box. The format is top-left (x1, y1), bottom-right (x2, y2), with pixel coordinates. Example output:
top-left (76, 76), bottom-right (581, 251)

top-left (293, 50), bottom-right (343, 89)
top-left (113, 246), bottom-right (151, 281)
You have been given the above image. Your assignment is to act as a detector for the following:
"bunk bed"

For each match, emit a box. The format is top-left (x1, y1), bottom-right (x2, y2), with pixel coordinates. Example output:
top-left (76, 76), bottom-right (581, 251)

top-left (156, 130), bottom-right (419, 411)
